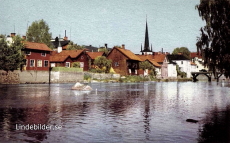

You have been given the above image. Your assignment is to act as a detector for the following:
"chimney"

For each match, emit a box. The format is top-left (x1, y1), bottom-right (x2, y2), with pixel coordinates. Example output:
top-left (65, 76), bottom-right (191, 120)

top-left (57, 40), bottom-right (62, 53)
top-left (105, 43), bottom-right (107, 49)
top-left (64, 30), bottom-right (68, 40)
top-left (122, 44), bottom-right (125, 49)
top-left (22, 36), bottom-right (26, 39)
top-left (11, 33), bottom-right (16, 37)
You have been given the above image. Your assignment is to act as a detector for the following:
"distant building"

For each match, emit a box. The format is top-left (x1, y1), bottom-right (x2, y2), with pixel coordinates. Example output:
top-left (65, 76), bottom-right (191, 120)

top-left (107, 45), bottom-right (143, 75)
top-left (22, 41), bottom-right (52, 71)
top-left (190, 52), bottom-right (208, 72)
top-left (140, 19), bottom-right (153, 55)
top-left (167, 54), bottom-right (191, 78)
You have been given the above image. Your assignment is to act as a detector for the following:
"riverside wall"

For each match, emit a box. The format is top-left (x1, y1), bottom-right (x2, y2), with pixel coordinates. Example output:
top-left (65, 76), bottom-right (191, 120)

top-left (0, 70), bottom-right (84, 84)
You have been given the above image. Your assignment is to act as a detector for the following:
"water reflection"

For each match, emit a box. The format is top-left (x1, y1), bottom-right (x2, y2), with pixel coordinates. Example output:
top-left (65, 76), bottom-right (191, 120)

top-left (0, 82), bottom-right (230, 142)
top-left (198, 105), bottom-right (230, 143)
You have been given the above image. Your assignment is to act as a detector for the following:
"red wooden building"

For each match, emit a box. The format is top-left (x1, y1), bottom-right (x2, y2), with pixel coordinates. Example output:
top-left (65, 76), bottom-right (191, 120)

top-left (50, 49), bottom-right (91, 71)
top-left (107, 46), bottom-right (143, 75)
top-left (22, 42), bottom-right (52, 71)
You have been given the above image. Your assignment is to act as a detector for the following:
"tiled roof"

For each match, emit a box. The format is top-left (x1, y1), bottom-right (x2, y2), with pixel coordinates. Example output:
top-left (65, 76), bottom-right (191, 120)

top-left (136, 55), bottom-right (154, 61)
top-left (86, 52), bottom-right (104, 59)
top-left (147, 59), bottom-right (161, 67)
top-left (114, 47), bottom-right (143, 61)
top-left (50, 50), bottom-right (84, 62)
top-left (24, 41), bottom-right (52, 51)
top-left (153, 54), bottom-right (166, 63)
top-left (190, 52), bottom-right (202, 58)
top-left (50, 55), bottom-right (70, 62)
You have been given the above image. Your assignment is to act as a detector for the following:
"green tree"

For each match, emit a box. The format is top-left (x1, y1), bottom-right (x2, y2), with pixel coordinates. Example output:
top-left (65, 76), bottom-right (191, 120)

top-left (172, 47), bottom-right (191, 59)
top-left (139, 61), bottom-right (157, 77)
top-left (196, 0), bottom-right (230, 77)
top-left (98, 47), bottom-right (109, 55)
top-left (26, 19), bottom-right (53, 48)
top-left (0, 35), bottom-right (25, 72)
top-left (94, 56), bottom-right (112, 73)
top-left (176, 65), bottom-right (187, 78)
top-left (67, 41), bottom-right (84, 50)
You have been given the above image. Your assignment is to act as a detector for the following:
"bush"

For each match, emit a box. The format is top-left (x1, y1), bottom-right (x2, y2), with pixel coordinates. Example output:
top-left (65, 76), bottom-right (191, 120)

top-left (72, 62), bottom-right (80, 68)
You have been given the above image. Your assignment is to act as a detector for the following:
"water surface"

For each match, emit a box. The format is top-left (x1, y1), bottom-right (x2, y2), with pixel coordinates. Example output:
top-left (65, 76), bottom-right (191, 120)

top-left (0, 82), bottom-right (230, 142)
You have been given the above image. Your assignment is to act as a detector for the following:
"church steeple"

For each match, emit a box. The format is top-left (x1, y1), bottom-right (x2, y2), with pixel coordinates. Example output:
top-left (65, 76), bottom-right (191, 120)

top-left (141, 16), bottom-right (153, 55)
top-left (144, 18), bottom-right (150, 51)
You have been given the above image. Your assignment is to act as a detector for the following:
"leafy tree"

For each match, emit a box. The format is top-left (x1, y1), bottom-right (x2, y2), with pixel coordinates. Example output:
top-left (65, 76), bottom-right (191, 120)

top-left (139, 61), bottom-right (157, 77)
top-left (196, 0), bottom-right (230, 77)
top-left (0, 35), bottom-right (25, 72)
top-left (67, 41), bottom-right (84, 50)
top-left (94, 56), bottom-right (112, 73)
top-left (176, 65), bottom-right (187, 78)
top-left (172, 47), bottom-right (191, 59)
top-left (26, 19), bottom-right (53, 48)
top-left (98, 47), bottom-right (109, 55)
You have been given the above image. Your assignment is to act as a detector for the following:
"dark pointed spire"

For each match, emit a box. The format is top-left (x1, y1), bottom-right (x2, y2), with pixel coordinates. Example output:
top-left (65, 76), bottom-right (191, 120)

top-left (144, 18), bottom-right (150, 51)
top-left (141, 43), bottom-right (143, 52)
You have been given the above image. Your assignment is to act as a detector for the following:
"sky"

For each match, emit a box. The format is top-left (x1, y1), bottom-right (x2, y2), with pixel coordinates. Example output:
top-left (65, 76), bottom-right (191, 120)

top-left (1, 0), bottom-right (205, 54)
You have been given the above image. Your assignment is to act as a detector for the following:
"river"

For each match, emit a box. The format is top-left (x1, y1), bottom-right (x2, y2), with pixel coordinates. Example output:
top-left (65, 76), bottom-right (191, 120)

top-left (0, 81), bottom-right (230, 143)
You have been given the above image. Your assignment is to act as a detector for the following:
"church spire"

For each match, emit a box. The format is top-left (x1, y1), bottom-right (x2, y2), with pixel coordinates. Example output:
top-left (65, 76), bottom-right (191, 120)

top-left (144, 18), bottom-right (150, 51)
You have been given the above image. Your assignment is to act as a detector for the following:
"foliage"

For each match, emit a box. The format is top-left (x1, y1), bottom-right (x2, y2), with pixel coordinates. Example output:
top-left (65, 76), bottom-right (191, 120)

top-left (0, 35), bottom-right (25, 72)
top-left (196, 0), bottom-right (230, 77)
top-left (51, 67), bottom-right (83, 72)
top-left (72, 62), bottom-right (80, 68)
top-left (93, 56), bottom-right (112, 73)
top-left (67, 41), bottom-right (84, 50)
top-left (119, 75), bottom-right (149, 82)
top-left (26, 19), bottom-right (53, 48)
top-left (98, 47), bottom-right (109, 55)
top-left (176, 65), bottom-right (187, 78)
top-left (172, 47), bottom-right (191, 59)
top-left (84, 73), bottom-right (91, 80)
top-left (139, 61), bottom-right (157, 77)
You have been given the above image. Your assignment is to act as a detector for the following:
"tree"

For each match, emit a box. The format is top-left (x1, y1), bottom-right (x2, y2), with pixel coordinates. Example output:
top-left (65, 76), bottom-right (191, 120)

top-left (172, 47), bottom-right (191, 59)
top-left (26, 19), bottom-right (53, 48)
top-left (67, 41), bottom-right (84, 50)
top-left (0, 35), bottom-right (25, 72)
top-left (139, 61), bottom-right (157, 77)
top-left (94, 56), bottom-right (112, 73)
top-left (196, 0), bottom-right (230, 77)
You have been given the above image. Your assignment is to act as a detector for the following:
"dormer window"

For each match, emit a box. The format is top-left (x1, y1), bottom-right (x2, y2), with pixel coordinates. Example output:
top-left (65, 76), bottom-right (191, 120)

top-left (41, 52), bottom-right (46, 57)
top-left (25, 50), bottom-right (31, 55)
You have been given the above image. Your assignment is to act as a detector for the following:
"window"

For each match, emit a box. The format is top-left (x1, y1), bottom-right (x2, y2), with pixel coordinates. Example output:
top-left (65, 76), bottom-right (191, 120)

top-left (114, 62), bottom-right (119, 67)
top-left (181, 61), bottom-right (183, 64)
top-left (37, 60), bottom-right (42, 67)
top-left (81, 56), bottom-right (84, 59)
top-left (65, 62), bottom-right (70, 68)
top-left (44, 60), bottom-right (49, 67)
top-left (25, 50), bottom-right (31, 55)
top-left (80, 62), bottom-right (84, 68)
top-left (41, 52), bottom-right (46, 57)
top-left (30, 59), bottom-right (35, 67)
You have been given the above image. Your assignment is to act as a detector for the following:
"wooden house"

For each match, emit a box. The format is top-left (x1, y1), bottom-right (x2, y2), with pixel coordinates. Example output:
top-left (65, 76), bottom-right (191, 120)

top-left (22, 41), bottom-right (52, 71)
top-left (86, 52), bottom-right (105, 69)
top-left (50, 49), bottom-right (90, 71)
top-left (107, 46), bottom-right (143, 75)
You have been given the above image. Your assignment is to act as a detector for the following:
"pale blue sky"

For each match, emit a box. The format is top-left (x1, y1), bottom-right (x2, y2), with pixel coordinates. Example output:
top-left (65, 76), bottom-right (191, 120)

top-left (1, 0), bottom-right (204, 54)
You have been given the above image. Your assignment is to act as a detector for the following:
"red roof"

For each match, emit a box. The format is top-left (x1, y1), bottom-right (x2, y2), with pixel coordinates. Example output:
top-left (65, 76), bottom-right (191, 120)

top-left (136, 55), bottom-right (154, 61)
top-left (190, 52), bottom-right (202, 58)
top-left (50, 50), bottom-right (84, 62)
top-left (147, 59), bottom-right (161, 67)
top-left (153, 54), bottom-right (166, 63)
top-left (24, 41), bottom-right (52, 51)
top-left (86, 52), bottom-right (104, 59)
top-left (114, 47), bottom-right (143, 61)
